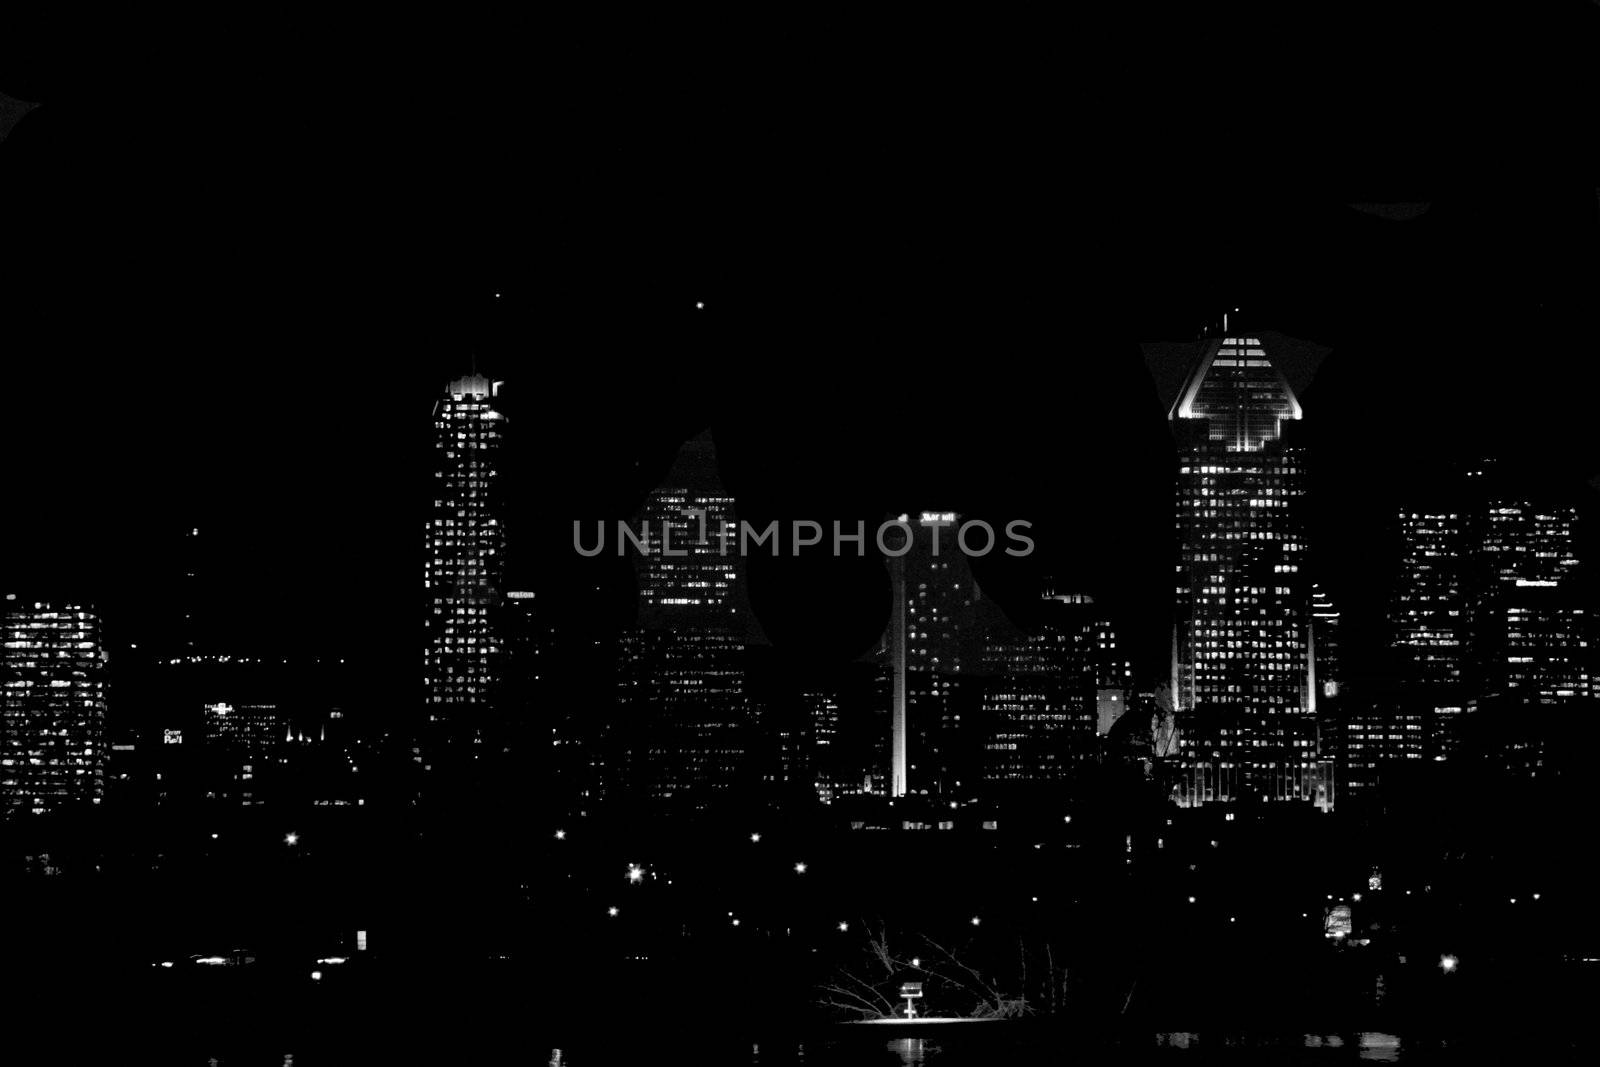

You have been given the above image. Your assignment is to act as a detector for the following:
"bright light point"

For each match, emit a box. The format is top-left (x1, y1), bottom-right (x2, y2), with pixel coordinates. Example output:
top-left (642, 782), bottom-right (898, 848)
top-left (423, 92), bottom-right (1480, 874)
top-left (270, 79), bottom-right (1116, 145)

top-left (837, 921), bottom-right (849, 932)
top-left (731, 919), bottom-right (740, 927)
top-left (911, 958), bottom-right (921, 968)
top-left (1533, 893), bottom-right (1541, 901)
top-left (284, 833), bottom-right (299, 846)
top-left (794, 862), bottom-right (807, 874)
top-left (970, 916), bottom-right (981, 926)
top-left (1188, 897), bottom-right (1196, 904)
top-left (750, 833), bottom-right (762, 843)
top-left (607, 907), bottom-right (619, 917)
top-left (626, 864), bottom-right (644, 883)
top-left (1063, 816), bottom-right (1072, 824)
top-left (1031, 897), bottom-right (1038, 903)
top-left (310, 970), bottom-right (323, 981)
top-left (159, 961), bottom-right (173, 969)
top-left (1509, 898), bottom-right (1517, 905)
top-left (210, 833), bottom-right (218, 840)
top-left (1439, 955), bottom-right (1458, 973)
top-left (1352, 893), bottom-right (1362, 902)
top-left (554, 830), bottom-right (566, 841)
top-left (494, 293), bottom-right (501, 298)
top-left (695, 301), bottom-right (705, 309)
top-left (1230, 916), bottom-right (1236, 922)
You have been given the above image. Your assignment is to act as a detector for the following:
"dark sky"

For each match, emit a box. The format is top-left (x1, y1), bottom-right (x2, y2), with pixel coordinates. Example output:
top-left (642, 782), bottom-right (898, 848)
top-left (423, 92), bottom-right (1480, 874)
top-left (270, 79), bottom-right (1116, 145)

top-left (4, 52), bottom-right (1598, 709)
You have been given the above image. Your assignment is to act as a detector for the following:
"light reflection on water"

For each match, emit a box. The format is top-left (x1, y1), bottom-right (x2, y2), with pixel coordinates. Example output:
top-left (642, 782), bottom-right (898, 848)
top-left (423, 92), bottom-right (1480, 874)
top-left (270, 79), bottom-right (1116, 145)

top-left (192, 1031), bottom-right (1588, 1064)
top-left (539, 1032), bottom-right (1419, 1064)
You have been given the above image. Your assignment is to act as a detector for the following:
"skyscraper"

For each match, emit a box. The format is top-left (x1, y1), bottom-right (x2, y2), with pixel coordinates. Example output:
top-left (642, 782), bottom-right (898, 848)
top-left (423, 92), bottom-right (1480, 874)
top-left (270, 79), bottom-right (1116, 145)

top-left (1169, 326), bottom-right (1331, 809)
top-left (1469, 463), bottom-right (1590, 777)
top-left (1386, 505), bottom-right (1471, 765)
top-left (607, 431), bottom-right (753, 812)
top-left (423, 373), bottom-right (507, 757)
top-left (1, 598), bottom-right (109, 818)
top-left (885, 512), bottom-right (979, 798)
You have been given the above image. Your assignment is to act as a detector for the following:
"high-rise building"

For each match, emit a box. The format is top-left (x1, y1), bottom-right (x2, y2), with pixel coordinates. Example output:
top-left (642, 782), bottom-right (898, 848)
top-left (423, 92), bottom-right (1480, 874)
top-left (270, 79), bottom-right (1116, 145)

top-left (1385, 505), bottom-right (1472, 767)
top-left (606, 431), bottom-right (752, 812)
top-left (423, 373), bottom-right (508, 755)
top-left (1169, 326), bottom-right (1331, 809)
top-left (1469, 464), bottom-right (1590, 777)
top-left (885, 512), bottom-right (980, 798)
top-left (1, 598), bottom-right (109, 818)
top-left (978, 588), bottom-right (1130, 795)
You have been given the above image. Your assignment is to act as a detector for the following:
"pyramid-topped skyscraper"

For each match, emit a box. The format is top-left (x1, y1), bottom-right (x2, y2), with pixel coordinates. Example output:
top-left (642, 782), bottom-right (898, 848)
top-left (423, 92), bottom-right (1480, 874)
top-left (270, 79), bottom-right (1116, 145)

top-left (1169, 319), bottom-right (1332, 810)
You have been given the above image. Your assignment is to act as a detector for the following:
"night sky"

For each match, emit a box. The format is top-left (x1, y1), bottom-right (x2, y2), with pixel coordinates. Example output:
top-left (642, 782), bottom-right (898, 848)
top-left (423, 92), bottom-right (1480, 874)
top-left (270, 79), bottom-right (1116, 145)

top-left (5, 58), bottom-right (1598, 713)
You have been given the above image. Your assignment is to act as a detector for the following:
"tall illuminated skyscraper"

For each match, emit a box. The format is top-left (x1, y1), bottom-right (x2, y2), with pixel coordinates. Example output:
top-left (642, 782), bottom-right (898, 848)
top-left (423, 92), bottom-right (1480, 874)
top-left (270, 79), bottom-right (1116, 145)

top-left (885, 512), bottom-right (979, 798)
top-left (423, 374), bottom-right (507, 751)
top-left (1169, 325), bottom-right (1331, 809)
top-left (1, 598), bottom-right (109, 818)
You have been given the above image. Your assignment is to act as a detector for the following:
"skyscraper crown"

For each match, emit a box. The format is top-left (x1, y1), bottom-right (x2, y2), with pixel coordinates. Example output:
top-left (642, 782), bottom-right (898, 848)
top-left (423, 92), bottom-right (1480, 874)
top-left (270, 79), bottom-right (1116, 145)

top-left (1170, 330), bottom-right (1302, 452)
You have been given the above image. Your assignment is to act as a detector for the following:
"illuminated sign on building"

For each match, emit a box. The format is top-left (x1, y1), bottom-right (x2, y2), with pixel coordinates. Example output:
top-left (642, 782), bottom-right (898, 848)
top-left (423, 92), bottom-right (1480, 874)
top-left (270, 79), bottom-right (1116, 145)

top-left (163, 729), bottom-right (183, 745)
top-left (1324, 904), bottom-right (1353, 939)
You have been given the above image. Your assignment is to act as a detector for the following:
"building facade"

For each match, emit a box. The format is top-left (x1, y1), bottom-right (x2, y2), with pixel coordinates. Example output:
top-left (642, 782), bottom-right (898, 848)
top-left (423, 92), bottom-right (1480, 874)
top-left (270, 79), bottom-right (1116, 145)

top-left (1169, 328), bottom-right (1332, 809)
top-left (423, 374), bottom-right (508, 755)
top-left (1, 598), bottom-right (109, 818)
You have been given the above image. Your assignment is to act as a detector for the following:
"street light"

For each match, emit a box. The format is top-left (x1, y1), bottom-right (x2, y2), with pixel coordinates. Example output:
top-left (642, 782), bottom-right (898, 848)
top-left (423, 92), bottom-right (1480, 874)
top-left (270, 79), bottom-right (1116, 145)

top-left (794, 862), bottom-right (807, 874)
top-left (626, 864), bottom-right (644, 884)
top-left (554, 830), bottom-right (566, 841)
top-left (1439, 955), bottom-right (1458, 973)
top-left (607, 906), bottom-right (620, 918)
top-left (284, 833), bottom-right (299, 846)
top-left (837, 921), bottom-right (849, 933)
top-left (750, 832), bottom-right (762, 843)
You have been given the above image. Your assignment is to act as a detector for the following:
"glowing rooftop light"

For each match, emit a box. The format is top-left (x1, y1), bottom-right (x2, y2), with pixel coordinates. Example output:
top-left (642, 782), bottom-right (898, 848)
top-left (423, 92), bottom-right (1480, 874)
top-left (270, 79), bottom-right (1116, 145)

top-left (607, 907), bottom-right (620, 918)
top-left (970, 916), bottom-right (981, 926)
top-left (1439, 955), bottom-right (1458, 973)
top-left (626, 864), bottom-right (644, 883)
top-left (284, 833), bottom-right (299, 846)
top-left (554, 830), bottom-right (566, 841)
top-left (750, 833), bottom-right (762, 843)
top-left (837, 921), bottom-right (849, 933)
top-left (794, 862), bottom-right (808, 874)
